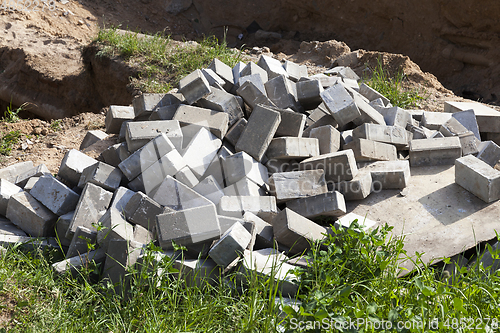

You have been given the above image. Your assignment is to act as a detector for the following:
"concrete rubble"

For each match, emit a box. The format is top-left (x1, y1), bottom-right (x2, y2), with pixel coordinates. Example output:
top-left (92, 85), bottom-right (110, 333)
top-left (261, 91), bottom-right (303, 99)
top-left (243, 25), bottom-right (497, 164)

top-left (1, 55), bottom-right (500, 298)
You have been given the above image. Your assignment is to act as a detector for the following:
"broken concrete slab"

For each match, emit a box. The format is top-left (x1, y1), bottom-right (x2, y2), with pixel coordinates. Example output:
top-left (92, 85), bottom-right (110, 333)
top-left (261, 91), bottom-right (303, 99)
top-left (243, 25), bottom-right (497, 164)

top-left (286, 191), bottom-right (346, 219)
top-left (6, 191), bottom-right (57, 237)
top-left (455, 155), bottom-right (500, 203)
top-left (30, 175), bottom-right (80, 215)
top-left (268, 170), bottom-right (327, 203)
top-left (409, 137), bottom-right (462, 166)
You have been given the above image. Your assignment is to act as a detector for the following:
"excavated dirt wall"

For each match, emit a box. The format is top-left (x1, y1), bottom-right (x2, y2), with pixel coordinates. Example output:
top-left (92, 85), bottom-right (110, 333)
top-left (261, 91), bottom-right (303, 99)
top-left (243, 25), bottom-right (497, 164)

top-left (188, 0), bottom-right (500, 104)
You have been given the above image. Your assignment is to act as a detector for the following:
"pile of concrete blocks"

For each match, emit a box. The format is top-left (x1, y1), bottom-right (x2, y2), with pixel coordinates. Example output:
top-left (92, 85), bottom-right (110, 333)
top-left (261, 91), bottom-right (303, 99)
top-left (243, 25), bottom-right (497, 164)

top-left (2, 55), bottom-right (500, 297)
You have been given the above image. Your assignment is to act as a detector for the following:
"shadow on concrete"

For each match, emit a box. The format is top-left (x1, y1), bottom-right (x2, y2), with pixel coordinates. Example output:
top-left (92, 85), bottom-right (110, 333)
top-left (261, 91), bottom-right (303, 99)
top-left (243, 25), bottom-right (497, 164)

top-left (410, 165), bottom-right (454, 176)
top-left (417, 182), bottom-right (492, 225)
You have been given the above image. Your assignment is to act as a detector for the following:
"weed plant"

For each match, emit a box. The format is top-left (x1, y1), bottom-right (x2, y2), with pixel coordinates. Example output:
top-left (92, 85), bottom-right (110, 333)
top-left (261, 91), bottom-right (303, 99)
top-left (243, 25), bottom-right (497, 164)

top-left (94, 28), bottom-right (243, 93)
top-left (366, 59), bottom-right (425, 109)
top-left (0, 130), bottom-right (21, 155)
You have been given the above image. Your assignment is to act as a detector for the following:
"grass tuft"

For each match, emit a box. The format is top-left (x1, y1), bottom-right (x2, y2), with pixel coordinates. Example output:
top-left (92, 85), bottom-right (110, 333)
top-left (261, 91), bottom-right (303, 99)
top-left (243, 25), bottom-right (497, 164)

top-left (0, 130), bottom-right (21, 155)
top-left (366, 58), bottom-right (425, 109)
top-left (93, 28), bottom-right (243, 93)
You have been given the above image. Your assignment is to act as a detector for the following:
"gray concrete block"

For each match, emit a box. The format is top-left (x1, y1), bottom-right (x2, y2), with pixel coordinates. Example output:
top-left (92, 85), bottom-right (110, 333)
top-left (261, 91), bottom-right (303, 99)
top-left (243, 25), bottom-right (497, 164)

top-left (102, 239), bottom-right (143, 294)
top-left (58, 149), bottom-right (98, 186)
top-left (430, 131), bottom-right (445, 139)
top-left (80, 130), bottom-right (108, 150)
top-left (335, 168), bottom-right (372, 200)
top-left (182, 127), bottom-right (222, 178)
top-left (97, 209), bottom-right (135, 249)
top-left (156, 204), bottom-right (220, 250)
top-left (283, 60), bottom-right (307, 82)
top-left (148, 104), bottom-right (180, 121)
top-left (67, 183), bottom-right (112, 238)
top-left (320, 84), bottom-right (361, 127)
top-left (153, 175), bottom-right (213, 210)
top-left (266, 159), bottom-right (297, 174)
top-left (0, 234), bottom-right (58, 251)
top-left (296, 80), bottom-right (324, 110)
top-left (362, 160), bottom-right (411, 190)
top-left (257, 54), bottom-right (288, 80)
top-left (6, 191), bottom-right (57, 237)
top-left (174, 166), bottom-right (199, 188)
top-left (132, 93), bottom-right (185, 118)
top-left (66, 226), bottom-right (97, 258)
top-left (209, 222), bottom-right (251, 268)
top-left (299, 149), bottom-right (358, 183)
top-left (208, 58), bottom-right (234, 91)
top-left (269, 170), bottom-right (327, 203)
top-left (192, 175), bottom-right (225, 206)
top-left (236, 80), bottom-right (276, 110)
top-left (55, 211), bottom-right (73, 246)
top-left (221, 151), bottom-right (268, 187)
top-left (105, 105), bottom-right (135, 134)
top-left (139, 149), bottom-right (187, 195)
top-left (409, 137), bottom-right (462, 166)
top-left (440, 117), bottom-right (469, 137)
top-left (241, 62), bottom-right (268, 84)
top-left (455, 155), bottom-right (500, 203)
top-left (0, 217), bottom-right (27, 236)
top-left (173, 104), bottom-right (229, 139)
top-left (225, 118), bottom-right (247, 147)
top-left (266, 137), bottom-right (320, 160)
top-left (172, 256), bottom-right (222, 287)
top-left (309, 125), bottom-right (341, 155)
top-left (232, 61), bottom-right (247, 88)
top-left (451, 109), bottom-right (481, 140)
top-left (30, 175), bottom-right (79, 215)
top-left (243, 212), bottom-right (274, 249)
top-left (273, 208), bottom-right (326, 254)
top-left (421, 111), bottom-right (452, 130)
top-left (118, 121), bottom-right (130, 142)
top-left (52, 249), bottom-right (106, 275)
top-left (344, 138), bottom-right (397, 162)
top-left (379, 107), bottom-right (412, 128)
top-left (458, 131), bottom-right (480, 156)
top-left (325, 66), bottom-right (360, 81)
top-left (484, 132), bottom-right (500, 146)
top-left (238, 74), bottom-right (266, 95)
top-left (239, 248), bottom-right (298, 297)
top-left (101, 143), bottom-right (122, 168)
top-left (223, 177), bottom-right (266, 197)
top-left (341, 130), bottom-right (354, 148)
top-left (477, 141), bottom-right (500, 167)
top-left (124, 191), bottom-right (163, 230)
top-left (333, 212), bottom-right (377, 231)
top-left (15, 164), bottom-right (51, 188)
top-left (262, 106), bottom-right (306, 138)
top-left (202, 68), bottom-right (226, 90)
top-left (125, 120), bottom-right (183, 153)
top-left (264, 75), bottom-right (302, 112)
top-left (235, 105), bottom-right (281, 162)
top-left (352, 123), bottom-right (409, 148)
top-left (286, 191), bottom-right (346, 219)
top-left (78, 162), bottom-right (123, 192)
top-left (303, 114), bottom-right (338, 138)
top-left (0, 161), bottom-right (34, 183)
top-left (408, 125), bottom-right (427, 140)
top-left (308, 73), bottom-right (341, 88)
top-left (359, 83), bottom-right (390, 106)
top-left (352, 92), bottom-right (386, 126)
top-left (445, 101), bottom-right (500, 133)
top-left (179, 69), bottom-right (211, 104)
top-left (197, 87), bottom-right (244, 126)
top-left (23, 177), bottom-right (37, 192)
top-left (217, 196), bottom-right (278, 223)
top-left (0, 179), bottom-right (22, 216)
top-left (202, 146), bottom-right (232, 188)
top-left (119, 134), bottom-right (176, 181)
top-left (133, 224), bottom-right (154, 245)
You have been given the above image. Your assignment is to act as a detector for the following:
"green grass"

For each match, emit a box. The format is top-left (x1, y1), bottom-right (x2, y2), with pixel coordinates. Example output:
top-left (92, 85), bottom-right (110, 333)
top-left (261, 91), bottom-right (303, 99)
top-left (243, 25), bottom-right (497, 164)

top-left (49, 119), bottom-right (62, 132)
top-left (93, 28), bottom-right (243, 93)
top-left (2, 102), bottom-right (27, 123)
top-left (366, 59), bottom-right (425, 109)
top-left (0, 130), bottom-right (21, 155)
top-left (1, 223), bottom-right (499, 332)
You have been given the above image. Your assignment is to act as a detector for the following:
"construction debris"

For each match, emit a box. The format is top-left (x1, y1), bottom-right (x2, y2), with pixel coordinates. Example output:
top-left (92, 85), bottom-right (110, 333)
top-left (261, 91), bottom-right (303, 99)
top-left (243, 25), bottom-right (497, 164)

top-left (1, 55), bottom-right (500, 298)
